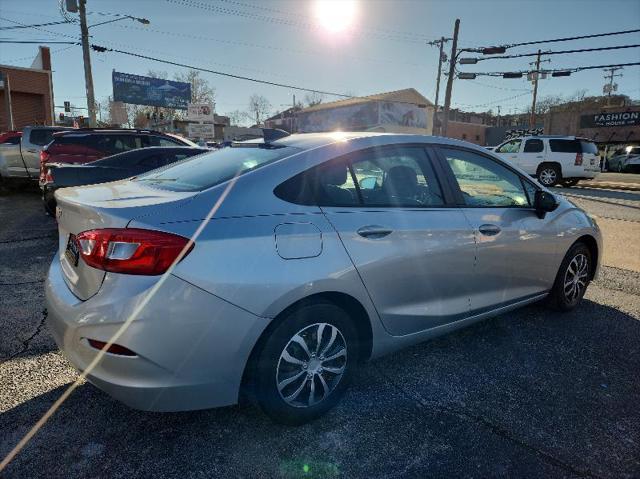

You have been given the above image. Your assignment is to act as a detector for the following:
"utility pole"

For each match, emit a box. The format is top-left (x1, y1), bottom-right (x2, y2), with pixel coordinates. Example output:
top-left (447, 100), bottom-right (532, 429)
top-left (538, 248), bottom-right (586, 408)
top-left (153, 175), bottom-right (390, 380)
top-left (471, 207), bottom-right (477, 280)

top-left (441, 19), bottom-right (460, 138)
top-left (428, 36), bottom-right (449, 136)
top-left (78, 0), bottom-right (97, 127)
top-left (529, 49), bottom-right (542, 130)
top-left (603, 67), bottom-right (623, 106)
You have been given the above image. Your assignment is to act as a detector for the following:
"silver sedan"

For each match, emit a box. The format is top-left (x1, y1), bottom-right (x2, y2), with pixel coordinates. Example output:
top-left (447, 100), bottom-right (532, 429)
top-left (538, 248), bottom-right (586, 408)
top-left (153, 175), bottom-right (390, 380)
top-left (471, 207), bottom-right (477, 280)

top-left (46, 132), bottom-right (601, 424)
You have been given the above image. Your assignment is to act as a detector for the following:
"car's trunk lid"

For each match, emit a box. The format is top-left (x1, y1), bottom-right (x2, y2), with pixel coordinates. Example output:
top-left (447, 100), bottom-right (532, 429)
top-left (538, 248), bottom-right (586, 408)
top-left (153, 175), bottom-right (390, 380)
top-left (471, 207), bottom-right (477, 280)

top-left (55, 179), bottom-right (197, 300)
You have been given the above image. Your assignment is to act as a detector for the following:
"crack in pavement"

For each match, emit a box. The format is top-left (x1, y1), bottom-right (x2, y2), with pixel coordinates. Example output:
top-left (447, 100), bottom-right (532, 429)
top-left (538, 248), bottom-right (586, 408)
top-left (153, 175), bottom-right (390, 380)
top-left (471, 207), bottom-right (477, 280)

top-left (371, 364), bottom-right (603, 479)
top-left (1, 309), bottom-right (48, 365)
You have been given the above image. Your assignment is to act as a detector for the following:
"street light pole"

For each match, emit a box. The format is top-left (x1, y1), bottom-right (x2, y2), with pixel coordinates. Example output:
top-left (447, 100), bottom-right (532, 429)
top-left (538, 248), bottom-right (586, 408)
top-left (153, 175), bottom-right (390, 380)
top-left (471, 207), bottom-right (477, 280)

top-left (429, 36), bottom-right (449, 136)
top-left (78, 0), bottom-right (97, 127)
top-left (441, 19), bottom-right (460, 138)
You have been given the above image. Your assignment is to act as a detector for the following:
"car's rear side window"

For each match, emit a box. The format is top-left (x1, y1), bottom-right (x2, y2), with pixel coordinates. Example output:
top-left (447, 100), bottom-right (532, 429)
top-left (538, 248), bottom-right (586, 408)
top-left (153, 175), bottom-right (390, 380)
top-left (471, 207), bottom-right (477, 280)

top-left (523, 139), bottom-right (544, 153)
top-left (29, 129), bottom-right (56, 146)
top-left (549, 139), bottom-right (581, 153)
top-left (135, 145), bottom-right (301, 191)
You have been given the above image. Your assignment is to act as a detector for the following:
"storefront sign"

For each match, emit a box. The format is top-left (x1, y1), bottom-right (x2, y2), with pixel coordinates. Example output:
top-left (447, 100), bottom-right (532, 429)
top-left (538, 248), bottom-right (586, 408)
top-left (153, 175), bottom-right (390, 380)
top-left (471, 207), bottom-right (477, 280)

top-left (580, 111), bottom-right (640, 128)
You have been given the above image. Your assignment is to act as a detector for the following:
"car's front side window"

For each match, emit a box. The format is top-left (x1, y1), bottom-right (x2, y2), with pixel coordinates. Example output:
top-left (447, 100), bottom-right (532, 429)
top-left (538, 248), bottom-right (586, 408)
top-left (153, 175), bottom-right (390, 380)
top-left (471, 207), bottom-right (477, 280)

top-left (440, 147), bottom-right (530, 207)
top-left (496, 139), bottom-right (522, 154)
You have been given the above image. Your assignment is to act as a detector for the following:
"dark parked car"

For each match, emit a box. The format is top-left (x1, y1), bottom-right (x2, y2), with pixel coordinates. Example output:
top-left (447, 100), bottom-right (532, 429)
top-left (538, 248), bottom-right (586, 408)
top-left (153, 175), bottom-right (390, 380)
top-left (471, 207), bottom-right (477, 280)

top-left (42, 146), bottom-right (208, 215)
top-left (39, 128), bottom-right (194, 184)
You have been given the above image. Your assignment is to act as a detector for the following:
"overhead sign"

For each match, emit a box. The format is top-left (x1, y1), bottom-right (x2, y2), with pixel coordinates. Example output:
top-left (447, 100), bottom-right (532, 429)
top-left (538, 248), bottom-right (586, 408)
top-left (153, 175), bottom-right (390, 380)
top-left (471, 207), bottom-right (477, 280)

top-left (187, 123), bottom-right (216, 140)
top-left (580, 110), bottom-right (640, 129)
top-left (112, 71), bottom-right (191, 109)
top-left (187, 103), bottom-right (215, 122)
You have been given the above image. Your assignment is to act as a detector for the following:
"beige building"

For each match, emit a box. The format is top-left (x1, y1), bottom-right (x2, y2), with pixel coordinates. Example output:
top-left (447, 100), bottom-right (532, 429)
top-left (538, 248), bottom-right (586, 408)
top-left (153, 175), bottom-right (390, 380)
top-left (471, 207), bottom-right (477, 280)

top-left (295, 88), bottom-right (434, 135)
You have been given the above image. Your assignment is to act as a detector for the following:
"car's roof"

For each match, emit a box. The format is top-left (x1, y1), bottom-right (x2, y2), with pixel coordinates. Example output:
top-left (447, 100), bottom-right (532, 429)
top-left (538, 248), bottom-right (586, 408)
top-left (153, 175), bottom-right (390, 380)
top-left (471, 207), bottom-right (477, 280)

top-left (240, 131), bottom-right (487, 152)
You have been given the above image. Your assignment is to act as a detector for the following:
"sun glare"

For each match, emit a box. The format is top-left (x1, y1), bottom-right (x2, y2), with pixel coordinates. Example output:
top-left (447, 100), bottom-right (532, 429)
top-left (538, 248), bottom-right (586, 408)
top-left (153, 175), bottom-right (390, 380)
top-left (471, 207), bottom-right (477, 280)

top-left (313, 0), bottom-right (358, 34)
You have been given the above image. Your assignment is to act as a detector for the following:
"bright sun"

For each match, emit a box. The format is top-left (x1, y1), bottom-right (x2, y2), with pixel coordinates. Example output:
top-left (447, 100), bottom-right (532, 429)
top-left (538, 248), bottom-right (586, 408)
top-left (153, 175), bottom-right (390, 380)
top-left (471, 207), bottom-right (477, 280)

top-left (313, 0), bottom-right (358, 34)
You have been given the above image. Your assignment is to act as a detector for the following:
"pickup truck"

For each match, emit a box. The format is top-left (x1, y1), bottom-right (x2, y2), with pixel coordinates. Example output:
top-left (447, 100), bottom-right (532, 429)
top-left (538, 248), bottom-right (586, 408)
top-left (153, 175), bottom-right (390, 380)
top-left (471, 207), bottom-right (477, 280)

top-left (0, 126), bottom-right (73, 188)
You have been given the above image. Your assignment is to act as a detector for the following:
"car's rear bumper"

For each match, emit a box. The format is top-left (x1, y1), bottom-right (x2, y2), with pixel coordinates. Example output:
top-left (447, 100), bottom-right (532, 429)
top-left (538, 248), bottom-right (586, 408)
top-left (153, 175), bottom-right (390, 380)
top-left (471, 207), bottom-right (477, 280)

top-left (45, 253), bottom-right (269, 411)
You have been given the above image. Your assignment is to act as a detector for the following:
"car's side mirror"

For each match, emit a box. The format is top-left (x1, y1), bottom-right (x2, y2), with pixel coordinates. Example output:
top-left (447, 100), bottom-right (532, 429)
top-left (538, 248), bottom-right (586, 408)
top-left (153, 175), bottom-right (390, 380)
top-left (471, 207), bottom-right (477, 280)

top-left (534, 190), bottom-right (558, 218)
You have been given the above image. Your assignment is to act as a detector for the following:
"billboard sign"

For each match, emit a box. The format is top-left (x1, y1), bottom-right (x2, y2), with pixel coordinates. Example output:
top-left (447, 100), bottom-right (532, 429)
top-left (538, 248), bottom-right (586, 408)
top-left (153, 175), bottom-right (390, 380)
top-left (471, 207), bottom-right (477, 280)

top-left (187, 103), bottom-right (215, 122)
top-left (187, 123), bottom-right (216, 140)
top-left (112, 71), bottom-right (191, 109)
top-left (580, 110), bottom-right (640, 129)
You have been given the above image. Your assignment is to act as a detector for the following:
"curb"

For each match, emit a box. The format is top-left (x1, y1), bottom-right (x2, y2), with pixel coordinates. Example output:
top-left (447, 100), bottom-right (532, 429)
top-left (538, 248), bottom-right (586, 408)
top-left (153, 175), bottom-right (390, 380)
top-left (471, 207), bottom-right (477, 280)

top-left (577, 182), bottom-right (640, 192)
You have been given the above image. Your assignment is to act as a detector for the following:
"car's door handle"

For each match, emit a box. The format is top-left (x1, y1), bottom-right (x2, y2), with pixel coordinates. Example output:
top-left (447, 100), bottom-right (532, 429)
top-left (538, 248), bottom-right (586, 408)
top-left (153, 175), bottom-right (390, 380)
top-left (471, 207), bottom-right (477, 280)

top-left (357, 225), bottom-right (393, 239)
top-left (27, 149), bottom-right (37, 153)
top-left (478, 224), bottom-right (501, 236)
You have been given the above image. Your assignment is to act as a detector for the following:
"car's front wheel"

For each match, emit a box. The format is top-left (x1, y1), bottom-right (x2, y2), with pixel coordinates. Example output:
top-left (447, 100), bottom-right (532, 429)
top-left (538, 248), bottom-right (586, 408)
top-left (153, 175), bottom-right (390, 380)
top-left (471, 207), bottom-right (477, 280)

top-left (254, 301), bottom-right (358, 425)
top-left (549, 242), bottom-right (592, 311)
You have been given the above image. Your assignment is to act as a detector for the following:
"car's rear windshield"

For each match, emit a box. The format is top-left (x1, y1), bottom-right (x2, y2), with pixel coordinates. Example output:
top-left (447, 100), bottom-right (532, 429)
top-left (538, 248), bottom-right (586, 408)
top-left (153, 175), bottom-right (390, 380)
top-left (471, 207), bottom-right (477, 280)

top-left (549, 139), bottom-right (597, 154)
top-left (133, 144), bottom-right (301, 191)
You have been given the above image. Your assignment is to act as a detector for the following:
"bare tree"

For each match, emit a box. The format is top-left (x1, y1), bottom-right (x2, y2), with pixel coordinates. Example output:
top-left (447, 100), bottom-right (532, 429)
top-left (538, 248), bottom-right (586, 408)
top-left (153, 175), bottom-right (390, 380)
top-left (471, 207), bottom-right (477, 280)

top-left (227, 109), bottom-right (250, 126)
top-left (304, 91), bottom-right (325, 107)
top-left (174, 70), bottom-right (215, 104)
top-left (248, 94), bottom-right (271, 125)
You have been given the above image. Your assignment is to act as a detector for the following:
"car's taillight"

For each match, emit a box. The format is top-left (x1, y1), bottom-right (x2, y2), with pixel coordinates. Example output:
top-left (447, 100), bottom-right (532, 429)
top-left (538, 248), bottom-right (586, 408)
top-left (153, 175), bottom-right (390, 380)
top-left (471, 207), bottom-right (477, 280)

top-left (575, 152), bottom-right (583, 165)
top-left (44, 168), bottom-right (54, 184)
top-left (39, 149), bottom-right (51, 182)
top-left (75, 228), bottom-right (193, 275)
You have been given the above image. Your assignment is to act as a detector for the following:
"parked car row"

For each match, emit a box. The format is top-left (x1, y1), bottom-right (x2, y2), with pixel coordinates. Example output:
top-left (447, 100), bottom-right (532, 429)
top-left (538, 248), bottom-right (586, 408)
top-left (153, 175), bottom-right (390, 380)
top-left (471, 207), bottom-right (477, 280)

top-left (607, 146), bottom-right (640, 173)
top-left (45, 131), bottom-right (601, 424)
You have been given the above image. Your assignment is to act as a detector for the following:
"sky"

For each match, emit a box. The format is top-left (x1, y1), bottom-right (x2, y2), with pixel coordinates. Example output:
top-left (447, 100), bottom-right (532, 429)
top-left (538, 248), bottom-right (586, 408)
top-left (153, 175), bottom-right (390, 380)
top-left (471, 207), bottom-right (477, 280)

top-left (1, 0), bottom-right (639, 122)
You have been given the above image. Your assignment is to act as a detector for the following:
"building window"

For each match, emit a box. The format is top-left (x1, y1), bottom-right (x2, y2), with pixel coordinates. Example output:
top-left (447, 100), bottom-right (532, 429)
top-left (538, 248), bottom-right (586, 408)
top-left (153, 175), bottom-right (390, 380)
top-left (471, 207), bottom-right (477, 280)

top-left (475, 135), bottom-right (480, 141)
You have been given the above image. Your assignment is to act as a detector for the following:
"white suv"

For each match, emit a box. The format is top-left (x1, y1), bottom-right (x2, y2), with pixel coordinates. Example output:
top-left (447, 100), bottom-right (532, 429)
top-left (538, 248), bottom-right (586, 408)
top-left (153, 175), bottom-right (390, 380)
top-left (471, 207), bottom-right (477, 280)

top-left (494, 136), bottom-right (600, 187)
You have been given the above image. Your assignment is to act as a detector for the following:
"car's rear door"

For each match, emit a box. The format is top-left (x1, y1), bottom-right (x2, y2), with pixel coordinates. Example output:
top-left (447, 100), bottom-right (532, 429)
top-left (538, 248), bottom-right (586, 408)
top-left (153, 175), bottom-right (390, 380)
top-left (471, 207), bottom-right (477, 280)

top-left (518, 138), bottom-right (546, 175)
top-left (435, 146), bottom-right (558, 313)
top-left (316, 145), bottom-right (476, 336)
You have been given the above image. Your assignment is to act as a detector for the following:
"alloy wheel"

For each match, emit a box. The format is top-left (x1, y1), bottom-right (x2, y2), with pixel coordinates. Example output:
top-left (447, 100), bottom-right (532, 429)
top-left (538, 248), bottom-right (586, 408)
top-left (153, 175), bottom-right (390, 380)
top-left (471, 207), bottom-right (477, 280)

top-left (275, 323), bottom-right (347, 408)
top-left (539, 168), bottom-right (557, 186)
top-left (563, 253), bottom-right (589, 302)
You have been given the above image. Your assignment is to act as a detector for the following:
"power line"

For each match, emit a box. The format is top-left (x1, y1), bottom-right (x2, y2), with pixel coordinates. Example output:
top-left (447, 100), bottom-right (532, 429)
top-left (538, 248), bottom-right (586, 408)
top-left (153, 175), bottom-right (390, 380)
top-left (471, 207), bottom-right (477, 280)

top-left (454, 91), bottom-right (531, 109)
top-left (476, 43), bottom-right (640, 61)
top-left (110, 23), bottom-right (425, 69)
top-left (0, 16), bottom-right (77, 39)
top-left (466, 61), bottom-right (640, 77)
top-left (92, 44), bottom-right (354, 98)
top-left (0, 20), bottom-right (72, 30)
top-left (0, 40), bottom-right (79, 44)
top-left (470, 28), bottom-right (640, 51)
top-left (164, 0), bottom-right (436, 44)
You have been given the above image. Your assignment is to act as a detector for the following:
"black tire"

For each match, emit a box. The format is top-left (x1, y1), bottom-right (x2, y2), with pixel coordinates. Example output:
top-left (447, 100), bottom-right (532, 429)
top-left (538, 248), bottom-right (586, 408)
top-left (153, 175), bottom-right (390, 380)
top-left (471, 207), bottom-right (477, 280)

top-left (548, 242), bottom-right (592, 312)
top-left (562, 179), bottom-right (579, 188)
top-left (253, 300), bottom-right (358, 425)
top-left (537, 164), bottom-right (562, 187)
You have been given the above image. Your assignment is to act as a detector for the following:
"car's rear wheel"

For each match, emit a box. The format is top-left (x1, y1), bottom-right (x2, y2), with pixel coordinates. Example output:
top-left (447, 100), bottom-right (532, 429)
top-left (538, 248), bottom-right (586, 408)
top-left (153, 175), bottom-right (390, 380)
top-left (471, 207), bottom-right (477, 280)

top-left (254, 301), bottom-right (358, 425)
top-left (562, 179), bottom-right (580, 188)
top-left (537, 164), bottom-right (561, 187)
top-left (549, 242), bottom-right (591, 311)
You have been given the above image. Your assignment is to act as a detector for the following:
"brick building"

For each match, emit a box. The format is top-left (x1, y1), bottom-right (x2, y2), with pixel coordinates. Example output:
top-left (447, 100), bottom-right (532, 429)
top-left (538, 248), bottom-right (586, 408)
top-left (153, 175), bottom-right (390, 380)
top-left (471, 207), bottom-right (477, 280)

top-left (0, 46), bottom-right (54, 131)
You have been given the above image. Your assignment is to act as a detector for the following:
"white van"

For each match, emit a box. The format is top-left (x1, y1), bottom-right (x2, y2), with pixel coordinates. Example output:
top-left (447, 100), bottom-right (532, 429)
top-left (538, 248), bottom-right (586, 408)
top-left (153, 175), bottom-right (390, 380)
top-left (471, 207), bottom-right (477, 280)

top-left (494, 135), bottom-right (600, 187)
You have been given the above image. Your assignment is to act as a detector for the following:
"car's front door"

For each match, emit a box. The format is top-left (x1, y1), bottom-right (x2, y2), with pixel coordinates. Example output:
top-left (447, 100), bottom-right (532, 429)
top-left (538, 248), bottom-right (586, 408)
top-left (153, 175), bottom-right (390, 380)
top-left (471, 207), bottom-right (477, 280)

top-left (494, 138), bottom-right (523, 169)
top-left (436, 146), bottom-right (558, 314)
top-left (518, 138), bottom-right (546, 175)
top-left (317, 145), bottom-right (476, 336)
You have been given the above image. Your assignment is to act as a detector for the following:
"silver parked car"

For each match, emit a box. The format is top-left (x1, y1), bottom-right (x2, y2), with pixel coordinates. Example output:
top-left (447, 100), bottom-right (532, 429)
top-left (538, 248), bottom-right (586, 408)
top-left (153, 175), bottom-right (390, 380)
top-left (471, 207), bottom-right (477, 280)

top-left (46, 132), bottom-right (601, 424)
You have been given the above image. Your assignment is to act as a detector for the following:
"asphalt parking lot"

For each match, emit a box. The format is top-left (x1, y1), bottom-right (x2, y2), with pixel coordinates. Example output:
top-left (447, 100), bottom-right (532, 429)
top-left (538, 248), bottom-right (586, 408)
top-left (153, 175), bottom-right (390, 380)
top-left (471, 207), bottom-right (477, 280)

top-left (1, 185), bottom-right (639, 478)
